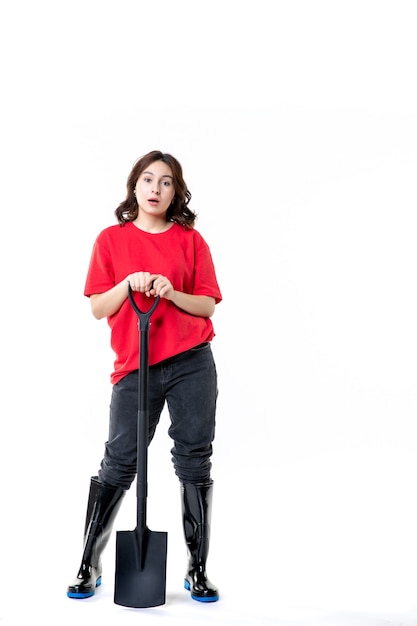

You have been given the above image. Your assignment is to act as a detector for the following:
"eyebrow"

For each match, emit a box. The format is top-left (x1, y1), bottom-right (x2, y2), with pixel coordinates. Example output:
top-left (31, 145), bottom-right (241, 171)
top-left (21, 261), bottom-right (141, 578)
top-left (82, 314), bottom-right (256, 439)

top-left (143, 170), bottom-right (173, 180)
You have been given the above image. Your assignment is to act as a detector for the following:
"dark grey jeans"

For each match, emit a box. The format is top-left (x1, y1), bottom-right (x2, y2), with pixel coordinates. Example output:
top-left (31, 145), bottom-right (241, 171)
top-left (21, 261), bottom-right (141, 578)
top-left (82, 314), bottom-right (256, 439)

top-left (98, 342), bottom-right (218, 488)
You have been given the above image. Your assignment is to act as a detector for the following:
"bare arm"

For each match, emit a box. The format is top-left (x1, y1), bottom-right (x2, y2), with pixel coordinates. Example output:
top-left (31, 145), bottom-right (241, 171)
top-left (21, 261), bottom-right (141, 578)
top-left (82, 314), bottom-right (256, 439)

top-left (169, 291), bottom-right (215, 318)
top-left (89, 279), bottom-right (130, 319)
top-left (89, 271), bottom-right (216, 320)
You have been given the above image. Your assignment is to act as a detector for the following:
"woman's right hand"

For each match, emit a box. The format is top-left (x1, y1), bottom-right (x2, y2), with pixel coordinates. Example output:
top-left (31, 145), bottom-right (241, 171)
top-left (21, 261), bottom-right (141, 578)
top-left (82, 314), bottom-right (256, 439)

top-left (127, 271), bottom-right (157, 297)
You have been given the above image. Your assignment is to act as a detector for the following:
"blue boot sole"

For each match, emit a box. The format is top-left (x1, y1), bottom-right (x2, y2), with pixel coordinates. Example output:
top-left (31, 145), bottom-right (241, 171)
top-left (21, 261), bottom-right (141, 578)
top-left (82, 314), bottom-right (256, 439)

top-left (67, 576), bottom-right (101, 599)
top-left (184, 579), bottom-right (219, 602)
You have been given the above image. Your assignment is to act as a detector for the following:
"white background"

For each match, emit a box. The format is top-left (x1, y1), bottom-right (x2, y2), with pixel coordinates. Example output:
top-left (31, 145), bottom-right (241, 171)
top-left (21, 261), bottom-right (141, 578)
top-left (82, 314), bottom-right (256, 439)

top-left (1, 1), bottom-right (417, 625)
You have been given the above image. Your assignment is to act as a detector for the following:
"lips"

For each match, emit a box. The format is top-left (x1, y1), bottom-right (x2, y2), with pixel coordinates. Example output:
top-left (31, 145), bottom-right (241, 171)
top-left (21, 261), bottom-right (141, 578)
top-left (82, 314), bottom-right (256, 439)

top-left (148, 197), bottom-right (159, 205)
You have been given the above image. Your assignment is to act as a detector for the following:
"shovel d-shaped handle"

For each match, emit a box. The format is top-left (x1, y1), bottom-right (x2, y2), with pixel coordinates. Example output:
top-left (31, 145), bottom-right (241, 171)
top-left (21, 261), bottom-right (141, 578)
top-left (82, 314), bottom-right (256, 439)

top-left (127, 281), bottom-right (160, 327)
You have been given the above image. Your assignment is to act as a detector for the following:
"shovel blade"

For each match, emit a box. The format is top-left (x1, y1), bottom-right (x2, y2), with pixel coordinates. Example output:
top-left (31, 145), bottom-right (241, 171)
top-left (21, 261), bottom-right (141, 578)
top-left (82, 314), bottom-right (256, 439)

top-left (114, 527), bottom-right (168, 608)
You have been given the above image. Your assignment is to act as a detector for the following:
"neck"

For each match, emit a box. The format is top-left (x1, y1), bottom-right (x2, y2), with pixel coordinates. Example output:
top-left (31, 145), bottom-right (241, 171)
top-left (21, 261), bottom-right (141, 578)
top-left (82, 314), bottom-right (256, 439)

top-left (133, 216), bottom-right (171, 234)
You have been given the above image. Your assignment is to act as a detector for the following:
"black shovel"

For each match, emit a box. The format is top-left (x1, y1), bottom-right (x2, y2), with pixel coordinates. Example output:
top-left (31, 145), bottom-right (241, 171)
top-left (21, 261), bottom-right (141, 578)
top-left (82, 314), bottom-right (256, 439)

top-left (114, 284), bottom-right (168, 608)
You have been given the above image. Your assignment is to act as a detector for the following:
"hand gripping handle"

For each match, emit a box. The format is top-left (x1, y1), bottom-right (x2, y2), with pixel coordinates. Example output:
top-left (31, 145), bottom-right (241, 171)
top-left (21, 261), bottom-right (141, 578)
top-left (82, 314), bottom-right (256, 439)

top-left (127, 282), bottom-right (160, 330)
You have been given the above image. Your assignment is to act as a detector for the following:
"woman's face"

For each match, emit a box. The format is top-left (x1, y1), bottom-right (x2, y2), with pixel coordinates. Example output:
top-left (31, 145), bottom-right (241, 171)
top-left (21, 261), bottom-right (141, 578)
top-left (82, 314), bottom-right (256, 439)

top-left (135, 160), bottom-right (175, 218)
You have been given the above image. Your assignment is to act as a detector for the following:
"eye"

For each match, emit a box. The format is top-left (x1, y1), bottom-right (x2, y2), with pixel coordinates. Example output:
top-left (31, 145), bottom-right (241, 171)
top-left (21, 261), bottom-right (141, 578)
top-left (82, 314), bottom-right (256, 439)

top-left (163, 180), bottom-right (171, 187)
top-left (143, 176), bottom-right (152, 183)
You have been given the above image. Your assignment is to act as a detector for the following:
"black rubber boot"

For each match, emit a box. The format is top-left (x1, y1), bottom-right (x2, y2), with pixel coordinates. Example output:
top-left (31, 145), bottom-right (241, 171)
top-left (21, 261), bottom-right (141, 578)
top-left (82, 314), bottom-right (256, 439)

top-left (67, 477), bottom-right (125, 599)
top-left (181, 481), bottom-right (219, 602)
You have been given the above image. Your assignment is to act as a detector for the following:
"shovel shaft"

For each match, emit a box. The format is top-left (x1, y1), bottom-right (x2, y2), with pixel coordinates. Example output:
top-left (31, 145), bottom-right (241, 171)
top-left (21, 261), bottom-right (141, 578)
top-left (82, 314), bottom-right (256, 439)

top-left (137, 408), bottom-right (148, 529)
top-left (127, 284), bottom-right (160, 531)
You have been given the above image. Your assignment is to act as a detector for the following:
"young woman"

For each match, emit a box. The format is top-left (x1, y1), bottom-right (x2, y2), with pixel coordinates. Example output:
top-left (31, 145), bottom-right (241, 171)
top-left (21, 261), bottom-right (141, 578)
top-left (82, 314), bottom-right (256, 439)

top-left (67, 150), bottom-right (222, 603)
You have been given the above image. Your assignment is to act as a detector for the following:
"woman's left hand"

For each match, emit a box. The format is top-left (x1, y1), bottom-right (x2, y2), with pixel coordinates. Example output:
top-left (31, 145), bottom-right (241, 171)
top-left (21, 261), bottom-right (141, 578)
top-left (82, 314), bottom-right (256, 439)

top-left (150, 274), bottom-right (175, 300)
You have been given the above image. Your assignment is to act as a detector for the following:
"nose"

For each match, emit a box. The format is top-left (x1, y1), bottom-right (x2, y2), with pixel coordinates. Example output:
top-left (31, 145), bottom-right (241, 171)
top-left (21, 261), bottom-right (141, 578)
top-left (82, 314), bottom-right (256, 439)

top-left (152, 184), bottom-right (160, 195)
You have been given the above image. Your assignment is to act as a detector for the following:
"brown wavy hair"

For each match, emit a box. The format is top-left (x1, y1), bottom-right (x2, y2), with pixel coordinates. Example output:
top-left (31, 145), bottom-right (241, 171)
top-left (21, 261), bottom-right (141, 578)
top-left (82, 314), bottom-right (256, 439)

top-left (114, 150), bottom-right (196, 228)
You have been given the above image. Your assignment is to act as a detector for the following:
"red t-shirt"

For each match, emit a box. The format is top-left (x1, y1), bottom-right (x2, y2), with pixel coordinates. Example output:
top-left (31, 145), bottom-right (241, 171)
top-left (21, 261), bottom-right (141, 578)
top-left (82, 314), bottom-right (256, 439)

top-left (84, 222), bottom-right (222, 384)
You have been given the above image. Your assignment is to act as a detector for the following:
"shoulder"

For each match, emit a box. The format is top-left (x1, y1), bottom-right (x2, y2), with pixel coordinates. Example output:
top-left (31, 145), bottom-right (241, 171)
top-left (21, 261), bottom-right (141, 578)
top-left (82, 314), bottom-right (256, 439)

top-left (95, 222), bottom-right (132, 242)
top-left (171, 223), bottom-right (207, 244)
